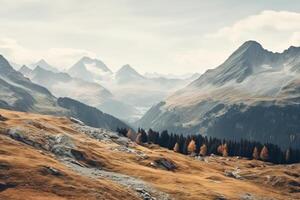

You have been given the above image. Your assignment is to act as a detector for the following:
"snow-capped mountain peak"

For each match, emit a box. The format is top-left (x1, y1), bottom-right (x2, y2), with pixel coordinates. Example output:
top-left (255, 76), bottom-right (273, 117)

top-left (68, 56), bottom-right (113, 83)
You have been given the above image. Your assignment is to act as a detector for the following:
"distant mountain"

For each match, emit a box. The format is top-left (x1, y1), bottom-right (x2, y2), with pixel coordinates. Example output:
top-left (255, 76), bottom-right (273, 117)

top-left (138, 41), bottom-right (300, 148)
top-left (0, 54), bottom-right (129, 130)
top-left (115, 64), bottom-right (145, 83)
top-left (19, 65), bottom-right (138, 122)
top-left (68, 56), bottom-right (113, 82)
top-left (9, 61), bottom-right (22, 70)
top-left (30, 59), bottom-right (59, 73)
top-left (19, 65), bottom-right (33, 77)
top-left (110, 64), bottom-right (194, 121)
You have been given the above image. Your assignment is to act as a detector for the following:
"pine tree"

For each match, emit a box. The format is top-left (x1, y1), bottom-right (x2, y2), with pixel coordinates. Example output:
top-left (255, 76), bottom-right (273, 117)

top-left (173, 142), bottom-right (180, 153)
top-left (285, 148), bottom-right (291, 163)
top-left (252, 147), bottom-right (259, 160)
top-left (260, 146), bottom-right (269, 161)
top-left (199, 144), bottom-right (207, 156)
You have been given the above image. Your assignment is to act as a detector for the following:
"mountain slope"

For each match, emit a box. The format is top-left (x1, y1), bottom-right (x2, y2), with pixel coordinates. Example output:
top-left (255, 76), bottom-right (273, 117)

top-left (0, 55), bottom-right (65, 115)
top-left (138, 41), bottom-right (300, 148)
top-left (57, 97), bottom-right (130, 130)
top-left (0, 109), bottom-right (299, 200)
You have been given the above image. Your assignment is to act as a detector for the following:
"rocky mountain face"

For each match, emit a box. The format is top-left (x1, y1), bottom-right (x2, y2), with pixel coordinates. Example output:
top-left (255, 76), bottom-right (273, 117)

top-left (0, 55), bottom-right (129, 130)
top-left (138, 41), bottom-right (300, 148)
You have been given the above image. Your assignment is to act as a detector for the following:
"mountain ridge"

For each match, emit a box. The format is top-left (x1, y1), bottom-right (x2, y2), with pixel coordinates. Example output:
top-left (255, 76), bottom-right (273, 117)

top-left (138, 41), bottom-right (300, 148)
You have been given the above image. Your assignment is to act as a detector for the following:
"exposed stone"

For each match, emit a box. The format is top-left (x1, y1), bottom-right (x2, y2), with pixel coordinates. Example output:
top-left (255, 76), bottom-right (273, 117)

top-left (150, 158), bottom-right (177, 171)
top-left (7, 129), bottom-right (44, 149)
top-left (224, 168), bottom-right (242, 179)
top-left (0, 114), bottom-right (8, 121)
top-left (41, 166), bottom-right (63, 176)
top-left (240, 193), bottom-right (256, 200)
top-left (70, 117), bottom-right (85, 126)
top-left (0, 182), bottom-right (16, 192)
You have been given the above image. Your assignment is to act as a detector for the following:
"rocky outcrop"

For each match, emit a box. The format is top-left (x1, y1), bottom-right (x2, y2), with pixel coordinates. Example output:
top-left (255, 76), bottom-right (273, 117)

top-left (149, 158), bottom-right (177, 171)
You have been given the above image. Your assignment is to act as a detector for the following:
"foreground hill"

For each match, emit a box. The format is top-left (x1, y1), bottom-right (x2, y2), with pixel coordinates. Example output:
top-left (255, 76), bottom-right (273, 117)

top-left (0, 55), bottom-right (129, 131)
top-left (0, 109), bottom-right (299, 200)
top-left (138, 41), bottom-right (300, 148)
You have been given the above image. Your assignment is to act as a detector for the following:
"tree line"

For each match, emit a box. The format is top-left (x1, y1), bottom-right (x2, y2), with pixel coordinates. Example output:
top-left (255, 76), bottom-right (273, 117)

top-left (117, 128), bottom-right (300, 164)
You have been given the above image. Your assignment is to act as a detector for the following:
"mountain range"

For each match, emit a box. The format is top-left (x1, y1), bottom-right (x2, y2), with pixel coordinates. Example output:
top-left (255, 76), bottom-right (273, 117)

top-left (17, 58), bottom-right (198, 122)
top-left (0, 55), bottom-right (129, 130)
top-left (138, 41), bottom-right (300, 148)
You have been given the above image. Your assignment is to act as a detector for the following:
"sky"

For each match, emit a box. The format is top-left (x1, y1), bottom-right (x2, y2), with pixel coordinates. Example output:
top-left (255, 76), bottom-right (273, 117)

top-left (0, 0), bottom-right (300, 75)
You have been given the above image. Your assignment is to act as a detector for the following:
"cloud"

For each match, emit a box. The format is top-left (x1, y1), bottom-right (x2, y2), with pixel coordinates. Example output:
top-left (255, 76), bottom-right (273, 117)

top-left (205, 10), bottom-right (300, 52)
top-left (0, 37), bottom-right (96, 69)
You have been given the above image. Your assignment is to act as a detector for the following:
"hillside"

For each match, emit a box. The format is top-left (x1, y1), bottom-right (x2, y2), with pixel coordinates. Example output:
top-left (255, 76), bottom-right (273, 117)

top-left (138, 41), bottom-right (300, 148)
top-left (0, 109), bottom-right (299, 200)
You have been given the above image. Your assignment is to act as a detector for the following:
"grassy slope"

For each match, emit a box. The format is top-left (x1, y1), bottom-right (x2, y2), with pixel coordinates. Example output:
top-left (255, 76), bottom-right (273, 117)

top-left (0, 109), bottom-right (299, 200)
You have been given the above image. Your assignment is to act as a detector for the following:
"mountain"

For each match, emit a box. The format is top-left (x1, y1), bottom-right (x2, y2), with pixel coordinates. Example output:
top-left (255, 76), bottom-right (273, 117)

top-left (19, 66), bottom-right (138, 121)
top-left (0, 55), bottom-right (64, 115)
top-left (115, 64), bottom-right (145, 83)
top-left (0, 54), bottom-right (129, 130)
top-left (30, 59), bottom-right (59, 73)
top-left (68, 56), bottom-right (113, 83)
top-left (110, 64), bottom-right (194, 121)
top-left (138, 41), bottom-right (300, 148)
top-left (19, 65), bottom-right (33, 77)
top-left (23, 66), bottom-right (112, 105)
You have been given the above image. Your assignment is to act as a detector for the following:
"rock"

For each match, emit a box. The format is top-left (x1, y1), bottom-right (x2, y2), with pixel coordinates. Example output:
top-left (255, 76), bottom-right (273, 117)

top-left (7, 129), bottom-right (44, 149)
top-left (47, 134), bottom-right (75, 158)
top-left (0, 114), bottom-right (8, 121)
top-left (150, 158), bottom-right (177, 171)
top-left (240, 193), bottom-right (256, 200)
top-left (136, 188), bottom-right (157, 200)
top-left (266, 175), bottom-right (286, 187)
top-left (0, 182), bottom-right (16, 192)
top-left (70, 117), bottom-right (85, 126)
top-left (41, 166), bottom-right (63, 176)
top-left (0, 162), bottom-right (10, 170)
top-left (288, 180), bottom-right (300, 187)
top-left (224, 168), bottom-right (242, 179)
top-left (195, 156), bottom-right (205, 161)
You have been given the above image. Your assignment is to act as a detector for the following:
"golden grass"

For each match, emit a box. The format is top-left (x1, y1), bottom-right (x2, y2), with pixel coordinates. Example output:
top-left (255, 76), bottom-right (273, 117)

top-left (0, 109), bottom-right (299, 200)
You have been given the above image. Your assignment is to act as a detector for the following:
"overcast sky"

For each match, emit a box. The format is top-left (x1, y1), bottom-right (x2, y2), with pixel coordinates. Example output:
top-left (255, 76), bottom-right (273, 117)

top-left (0, 0), bottom-right (300, 74)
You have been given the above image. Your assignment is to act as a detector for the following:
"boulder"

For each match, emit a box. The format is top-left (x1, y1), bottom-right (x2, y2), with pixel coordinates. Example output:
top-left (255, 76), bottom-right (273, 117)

top-left (41, 166), bottom-right (63, 176)
top-left (150, 158), bottom-right (177, 171)
top-left (0, 114), bottom-right (8, 121)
